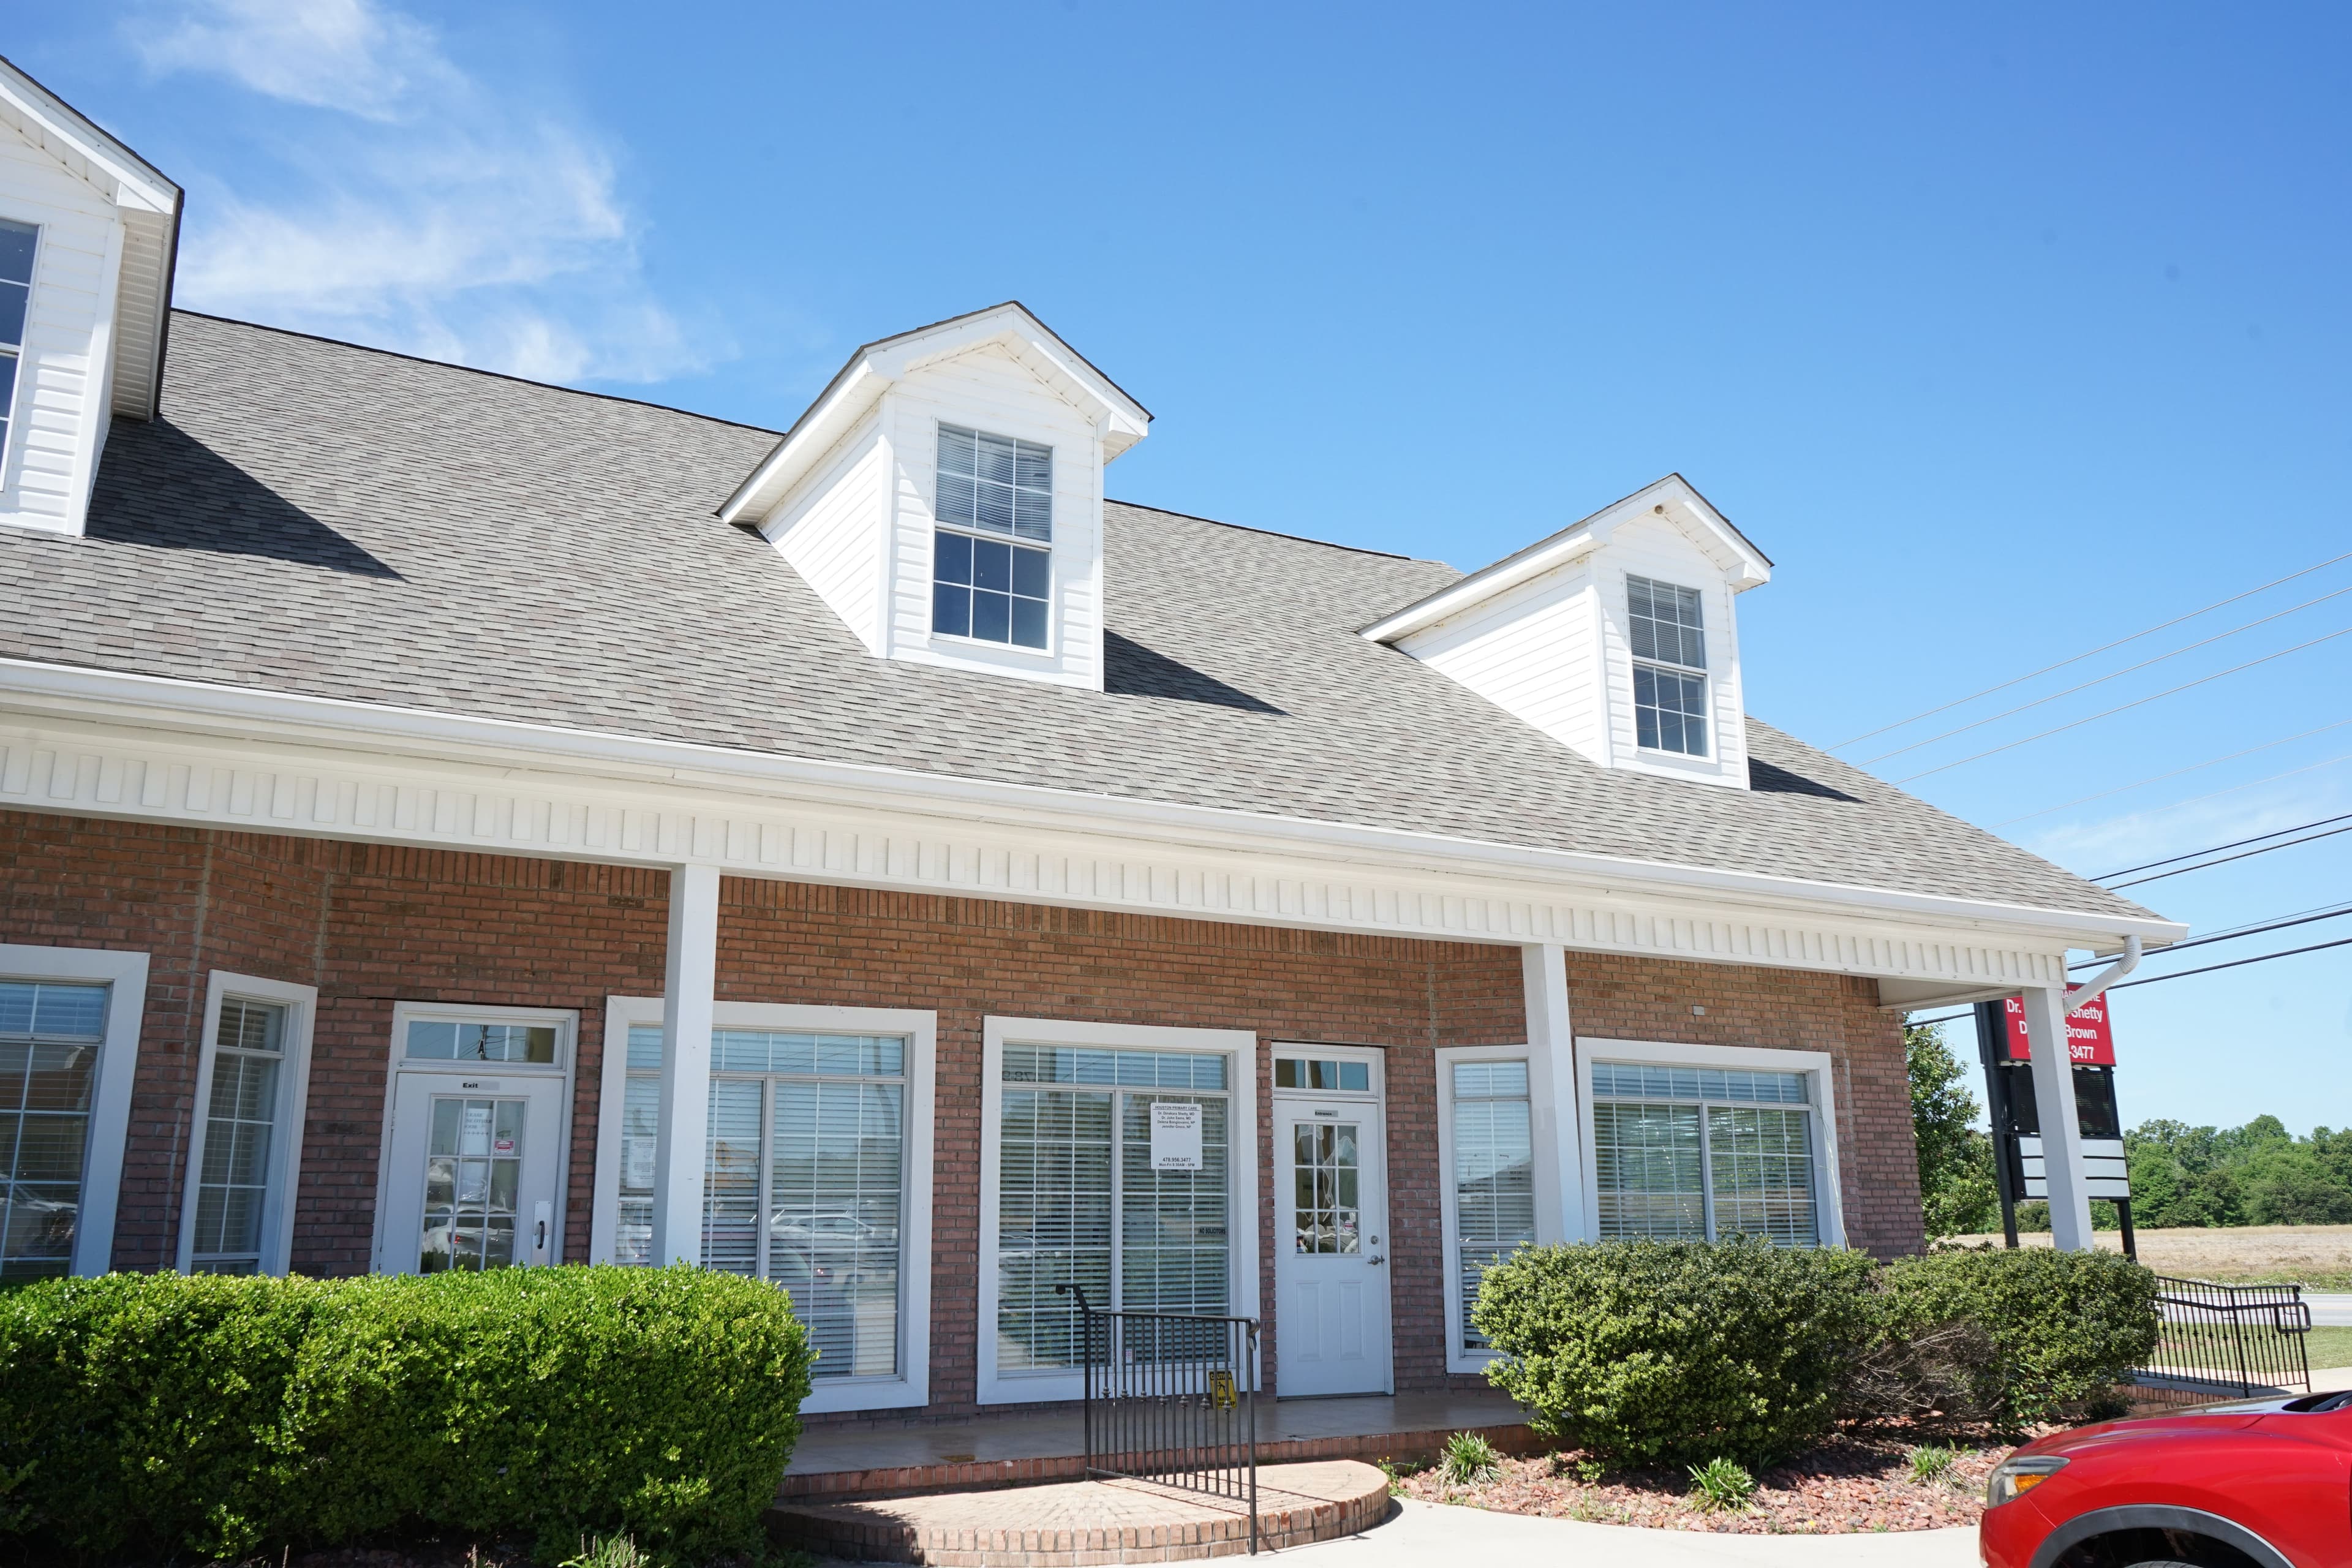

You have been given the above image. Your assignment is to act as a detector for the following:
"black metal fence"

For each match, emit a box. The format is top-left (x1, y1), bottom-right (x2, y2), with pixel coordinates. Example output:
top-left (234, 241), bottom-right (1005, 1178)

top-left (2133, 1276), bottom-right (2312, 1405)
top-left (1057, 1284), bottom-right (1261, 1552)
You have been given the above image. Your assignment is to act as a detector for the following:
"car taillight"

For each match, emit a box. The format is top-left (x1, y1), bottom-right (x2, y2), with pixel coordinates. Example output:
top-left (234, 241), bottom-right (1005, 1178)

top-left (1986, 1455), bottom-right (2068, 1508)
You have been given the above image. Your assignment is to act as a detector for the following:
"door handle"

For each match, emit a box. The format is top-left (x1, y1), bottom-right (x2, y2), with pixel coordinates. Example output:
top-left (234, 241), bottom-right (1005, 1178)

top-left (532, 1199), bottom-right (553, 1261)
top-left (1368, 1257), bottom-right (1385, 1266)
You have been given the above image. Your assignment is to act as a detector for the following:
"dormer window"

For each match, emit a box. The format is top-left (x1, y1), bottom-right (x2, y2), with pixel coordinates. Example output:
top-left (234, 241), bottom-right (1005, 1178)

top-left (1628, 575), bottom-right (1708, 758)
top-left (932, 423), bottom-right (1053, 650)
top-left (0, 220), bottom-right (36, 467)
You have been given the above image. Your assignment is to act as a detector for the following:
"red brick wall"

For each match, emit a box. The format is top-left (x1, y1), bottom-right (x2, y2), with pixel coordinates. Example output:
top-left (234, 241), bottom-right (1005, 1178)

top-left (0, 810), bottom-right (1922, 1414)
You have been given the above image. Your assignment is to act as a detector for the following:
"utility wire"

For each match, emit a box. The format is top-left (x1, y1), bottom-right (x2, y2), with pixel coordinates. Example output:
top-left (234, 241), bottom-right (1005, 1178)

top-left (2106, 822), bottom-right (2352, 890)
top-left (1860, 582), bottom-right (2352, 766)
top-left (1994, 720), bottom-right (2352, 826)
top-left (1905, 929), bottom-right (2352, 1025)
top-left (1832, 549), bottom-right (2352, 750)
top-left (2096, 810), bottom-right (2352, 880)
top-left (1893, 626), bottom-right (2352, 784)
top-left (2065, 902), bottom-right (2352, 967)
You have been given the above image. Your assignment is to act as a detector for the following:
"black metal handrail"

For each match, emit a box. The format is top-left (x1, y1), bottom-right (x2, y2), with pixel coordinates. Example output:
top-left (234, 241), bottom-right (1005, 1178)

top-left (2134, 1276), bottom-right (2312, 1403)
top-left (1056, 1283), bottom-right (1261, 1553)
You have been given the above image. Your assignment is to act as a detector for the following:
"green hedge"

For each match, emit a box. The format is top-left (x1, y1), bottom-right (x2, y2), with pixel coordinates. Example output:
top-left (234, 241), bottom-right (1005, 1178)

top-left (1877, 1246), bottom-right (2159, 1425)
top-left (0, 1265), bottom-right (813, 1565)
top-left (1471, 1237), bottom-right (1880, 1468)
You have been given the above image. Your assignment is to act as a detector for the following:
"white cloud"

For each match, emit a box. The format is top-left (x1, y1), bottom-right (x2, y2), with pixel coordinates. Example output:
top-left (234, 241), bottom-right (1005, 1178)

top-left (127, 0), bottom-right (722, 385)
top-left (2027, 764), bottom-right (2352, 878)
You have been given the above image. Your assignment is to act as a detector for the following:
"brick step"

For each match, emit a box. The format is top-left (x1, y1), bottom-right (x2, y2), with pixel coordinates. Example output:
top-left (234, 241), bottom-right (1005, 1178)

top-left (768, 1459), bottom-right (1390, 1565)
top-left (776, 1420), bottom-right (1542, 1502)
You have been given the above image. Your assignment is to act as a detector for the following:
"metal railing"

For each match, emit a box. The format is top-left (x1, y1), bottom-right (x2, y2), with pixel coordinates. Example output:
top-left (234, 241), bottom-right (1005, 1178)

top-left (2133, 1276), bottom-right (2312, 1404)
top-left (1057, 1283), bottom-right (1261, 1553)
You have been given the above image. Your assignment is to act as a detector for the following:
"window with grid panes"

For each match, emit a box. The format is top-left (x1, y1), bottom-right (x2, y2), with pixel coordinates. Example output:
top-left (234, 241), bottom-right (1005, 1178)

top-left (1627, 575), bottom-right (1709, 756)
top-left (1590, 1062), bottom-right (1819, 1246)
top-left (622, 1025), bottom-right (909, 1381)
top-left (932, 424), bottom-right (1052, 649)
top-left (996, 1046), bottom-right (1231, 1374)
top-left (189, 997), bottom-right (291, 1273)
top-left (0, 979), bottom-right (105, 1281)
top-left (1450, 1060), bottom-right (1535, 1351)
top-left (0, 221), bottom-right (32, 469)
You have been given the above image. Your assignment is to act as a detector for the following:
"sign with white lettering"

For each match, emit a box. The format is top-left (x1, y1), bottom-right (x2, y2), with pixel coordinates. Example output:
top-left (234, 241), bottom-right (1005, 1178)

top-left (1149, 1101), bottom-right (1204, 1172)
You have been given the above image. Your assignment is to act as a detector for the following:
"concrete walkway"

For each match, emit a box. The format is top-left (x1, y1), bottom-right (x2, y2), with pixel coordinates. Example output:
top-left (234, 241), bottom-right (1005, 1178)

top-left (1263, 1497), bottom-right (1978, 1566)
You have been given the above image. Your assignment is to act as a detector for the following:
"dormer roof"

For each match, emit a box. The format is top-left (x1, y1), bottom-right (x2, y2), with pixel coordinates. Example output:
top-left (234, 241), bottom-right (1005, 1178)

top-left (718, 301), bottom-right (1151, 528)
top-left (0, 55), bottom-right (183, 420)
top-left (1360, 473), bottom-right (1772, 644)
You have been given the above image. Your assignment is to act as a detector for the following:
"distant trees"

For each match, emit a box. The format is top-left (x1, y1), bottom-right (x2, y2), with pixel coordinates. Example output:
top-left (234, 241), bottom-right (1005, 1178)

top-left (1906, 1017), bottom-right (2352, 1235)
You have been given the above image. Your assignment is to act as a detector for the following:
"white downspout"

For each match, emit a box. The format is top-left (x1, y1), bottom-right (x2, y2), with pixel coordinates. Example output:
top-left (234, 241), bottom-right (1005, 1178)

top-left (2067, 934), bottom-right (2143, 1009)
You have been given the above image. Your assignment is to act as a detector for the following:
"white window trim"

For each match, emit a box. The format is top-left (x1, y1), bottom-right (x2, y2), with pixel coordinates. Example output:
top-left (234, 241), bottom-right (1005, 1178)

top-left (176, 970), bottom-right (318, 1276)
top-left (1434, 1042), bottom-right (1569, 1374)
top-left (978, 1016), bottom-right (1261, 1408)
top-left (0, 213), bottom-right (40, 493)
top-left (593, 996), bottom-right (937, 1415)
top-left (926, 420), bottom-right (1059, 660)
top-left (0, 943), bottom-right (147, 1276)
top-left (1571, 1036), bottom-right (1847, 1250)
top-left (368, 1000), bottom-right (578, 1275)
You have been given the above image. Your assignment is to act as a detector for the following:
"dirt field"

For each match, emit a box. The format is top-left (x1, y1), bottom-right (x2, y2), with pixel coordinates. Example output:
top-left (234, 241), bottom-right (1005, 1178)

top-left (1945, 1224), bottom-right (2352, 1289)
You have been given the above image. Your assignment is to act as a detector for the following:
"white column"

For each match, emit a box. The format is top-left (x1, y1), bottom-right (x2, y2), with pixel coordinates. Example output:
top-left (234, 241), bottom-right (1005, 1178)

top-left (651, 863), bottom-right (720, 1268)
top-left (1521, 943), bottom-right (1587, 1243)
top-left (2021, 984), bottom-right (2095, 1252)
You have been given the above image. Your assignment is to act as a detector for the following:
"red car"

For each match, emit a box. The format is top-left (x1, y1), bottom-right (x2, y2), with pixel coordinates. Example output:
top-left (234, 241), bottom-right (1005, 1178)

top-left (1981, 1389), bottom-right (2352, 1567)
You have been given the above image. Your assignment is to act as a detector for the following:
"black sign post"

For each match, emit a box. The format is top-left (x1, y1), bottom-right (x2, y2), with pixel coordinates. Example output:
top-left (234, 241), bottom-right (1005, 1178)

top-left (1973, 999), bottom-right (2136, 1261)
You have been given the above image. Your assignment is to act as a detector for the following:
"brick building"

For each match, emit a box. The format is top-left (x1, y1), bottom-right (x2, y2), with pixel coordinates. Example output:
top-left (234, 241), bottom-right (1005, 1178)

top-left (0, 61), bottom-right (2175, 1421)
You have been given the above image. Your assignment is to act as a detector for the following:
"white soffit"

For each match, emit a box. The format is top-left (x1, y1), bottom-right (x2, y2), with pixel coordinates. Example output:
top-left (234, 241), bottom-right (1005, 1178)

top-left (1360, 473), bottom-right (1774, 644)
top-left (718, 301), bottom-right (1152, 527)
top-left (0, 55), bottom-right (183, 420)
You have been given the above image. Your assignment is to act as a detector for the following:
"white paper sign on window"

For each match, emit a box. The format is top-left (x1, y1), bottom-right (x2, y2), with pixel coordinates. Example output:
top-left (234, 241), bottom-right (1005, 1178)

top-left (1149, 1101), bottom-right (1203, 1172)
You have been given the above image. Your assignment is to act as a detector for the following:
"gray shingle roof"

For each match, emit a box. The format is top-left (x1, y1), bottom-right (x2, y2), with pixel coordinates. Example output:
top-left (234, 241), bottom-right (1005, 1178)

top-left (2, 312), bottom-right (2155, 923)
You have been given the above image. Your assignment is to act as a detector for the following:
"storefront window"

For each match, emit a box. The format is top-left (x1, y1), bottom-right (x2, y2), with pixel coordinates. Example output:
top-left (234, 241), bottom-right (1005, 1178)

top-left (1591, 1061), bottom-right (1819, 1246)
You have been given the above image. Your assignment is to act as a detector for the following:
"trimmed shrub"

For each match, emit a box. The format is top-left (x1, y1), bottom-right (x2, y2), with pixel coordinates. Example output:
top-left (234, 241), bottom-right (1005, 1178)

top-left (1471, 1237), bottom-right (1879, 1468)
top-left (1874, 1246), bottom-right (2158, 1425)
top-left (0, 1264), bottom-right (812, 1566)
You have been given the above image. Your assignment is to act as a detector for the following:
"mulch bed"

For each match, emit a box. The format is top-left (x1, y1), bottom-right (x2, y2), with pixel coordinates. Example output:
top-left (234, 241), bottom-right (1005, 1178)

top-left (1391, 1431), bottom-right (2013, 1533)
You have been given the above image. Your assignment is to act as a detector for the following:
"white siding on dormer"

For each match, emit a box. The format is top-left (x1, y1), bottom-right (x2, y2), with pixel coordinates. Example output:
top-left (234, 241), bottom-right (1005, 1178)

top-left (0, 119), bottom-right (122, 535)
top-left (760, 407), bottom-right (888, 655)
top-left (1591, 516), bottom-right (1749, 789)
top-left (877, 342), bottom-right (1106, 691)
top-left (1396, 560), bottom-right (1608, 764)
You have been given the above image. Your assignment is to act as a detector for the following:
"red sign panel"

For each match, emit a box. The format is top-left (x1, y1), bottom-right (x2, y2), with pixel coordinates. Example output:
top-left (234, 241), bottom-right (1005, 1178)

top-left (2000, 993), bottom-right (2116, 1065)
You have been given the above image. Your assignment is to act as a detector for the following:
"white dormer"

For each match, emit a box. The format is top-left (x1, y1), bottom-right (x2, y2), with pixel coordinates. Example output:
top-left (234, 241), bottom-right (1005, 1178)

top-left (0, 59), bottom-right (183, 537)
top-left (1363, 475), bottom-right (1772, 789)
top-left (720, 304), bottom-right (1150, 690)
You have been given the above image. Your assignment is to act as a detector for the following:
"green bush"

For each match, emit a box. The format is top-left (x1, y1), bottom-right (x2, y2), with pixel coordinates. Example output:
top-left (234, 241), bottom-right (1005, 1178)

top-left (1876, 1247), bottom-right (2158, 1425)
top-left (1471, 1237), bottom-right (1879, 1468)
top-left (0, 1264), bottom-right (813, 1565)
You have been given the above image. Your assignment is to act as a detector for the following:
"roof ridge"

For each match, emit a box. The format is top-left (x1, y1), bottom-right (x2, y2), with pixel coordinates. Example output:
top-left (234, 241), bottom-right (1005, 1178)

top-left (1106, 497), bottom-right (1430, 564)
top-left (168, 309), bottom-right (785, 436)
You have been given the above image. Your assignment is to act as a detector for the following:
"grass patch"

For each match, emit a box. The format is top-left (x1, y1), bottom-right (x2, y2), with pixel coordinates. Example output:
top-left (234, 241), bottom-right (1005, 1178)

top-left (2302, 1324), bottom-right (2352, 1369)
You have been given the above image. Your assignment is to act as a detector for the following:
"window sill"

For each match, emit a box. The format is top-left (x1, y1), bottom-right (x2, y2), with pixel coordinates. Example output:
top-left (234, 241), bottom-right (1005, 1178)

top-left (927, 630), bottom-right (1058, 660)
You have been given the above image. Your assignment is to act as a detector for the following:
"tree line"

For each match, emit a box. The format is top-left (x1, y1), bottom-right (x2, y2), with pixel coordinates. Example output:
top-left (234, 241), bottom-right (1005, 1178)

top-left (1907, 1022), bottom-right (2352, 1235)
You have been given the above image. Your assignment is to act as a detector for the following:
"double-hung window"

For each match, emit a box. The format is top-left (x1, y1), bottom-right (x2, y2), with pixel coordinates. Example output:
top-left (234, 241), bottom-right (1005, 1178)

top-left (1627, 575), bottom-right (1709, 757)
top-left (0, 219), bottom-right (31, 469)
top-left (932, 423), bottom-right (1052, 649)
top-left (182, 980), bottom-right (315, 1275)
top-left (0, 979), bottom-right (106, 1281)
top-left (1447, 1059), bottom-right (1536, 1351)
top-left (1589, 1060), bottom-right (1822, 1246)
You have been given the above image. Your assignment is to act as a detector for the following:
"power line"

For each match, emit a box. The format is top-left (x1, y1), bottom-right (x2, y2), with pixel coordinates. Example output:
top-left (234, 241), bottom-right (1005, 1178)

top-left (1906, 929), bottom-right (2352, 1024)
top-left (1833, 549), bottom-right (2352, 750)
top-left (1893, 626), bottom-right (2352, 784)
top-left (1994, 722), bottom-right (2352, 826)
top-left (2066, 902), bottom-right (2352, 966)
top-left (1860, 582), bottom-right (2352, 766)
top-left (2107, 822), bottom-right (2352, 890)
top-left (2096, 810), bottom-right (2352, 880)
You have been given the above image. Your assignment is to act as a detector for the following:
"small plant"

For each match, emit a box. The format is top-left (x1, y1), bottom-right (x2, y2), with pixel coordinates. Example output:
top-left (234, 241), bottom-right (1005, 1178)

top-left (1905, 1443), bottom-right (1958, 1485)
top-left (1439, 1430), bottom-right (1502, 1486)
top-left (1546, 1451), bottom-right (1606, 1483)
top-left (562, 1534), bottom-right (651, 1568)
top-left (1686, 1457), bottom-right (1757, 1513)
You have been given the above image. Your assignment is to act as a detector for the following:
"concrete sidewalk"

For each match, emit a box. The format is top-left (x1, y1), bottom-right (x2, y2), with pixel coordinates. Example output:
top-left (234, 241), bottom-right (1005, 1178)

top-left (1266, 1498), bottom-right (1978, 1565)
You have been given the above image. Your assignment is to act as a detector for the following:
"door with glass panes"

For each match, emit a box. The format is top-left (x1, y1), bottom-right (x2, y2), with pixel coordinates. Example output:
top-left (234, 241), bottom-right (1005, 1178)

top-left (1272, 1047), bottom-right (1390, 1396)
top-left (375, 1011), bottom-right (571, 1273)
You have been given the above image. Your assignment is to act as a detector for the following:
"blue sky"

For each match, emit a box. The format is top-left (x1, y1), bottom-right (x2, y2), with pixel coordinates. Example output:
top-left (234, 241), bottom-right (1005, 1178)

top-left (20, 2), bottom-right (2352, 1133)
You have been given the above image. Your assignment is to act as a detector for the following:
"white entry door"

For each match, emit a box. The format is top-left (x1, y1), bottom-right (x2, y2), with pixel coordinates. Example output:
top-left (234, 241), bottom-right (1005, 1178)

top-left (378, 1070), bottom-right (567, 1273)
top-left (1273, 1085), bottom-right (1392, 1396)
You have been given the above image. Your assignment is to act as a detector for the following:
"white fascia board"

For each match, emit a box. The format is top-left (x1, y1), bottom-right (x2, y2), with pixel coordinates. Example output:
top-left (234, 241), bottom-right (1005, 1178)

top-left (718, 303), bottom-right (1148, 526)
top-left (1362, 475), bottom-right (1771, 644)
top-left (0, 655), bottom-right (2187, 953)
